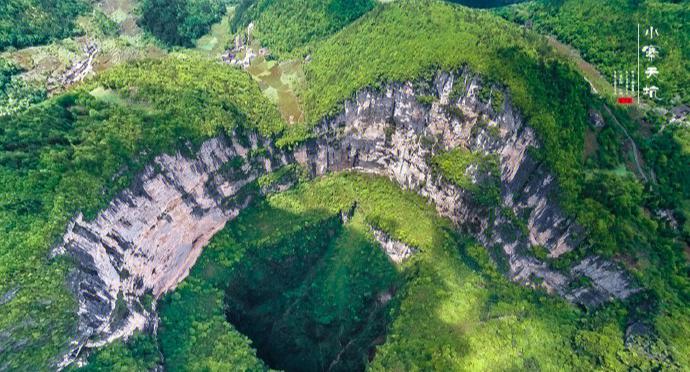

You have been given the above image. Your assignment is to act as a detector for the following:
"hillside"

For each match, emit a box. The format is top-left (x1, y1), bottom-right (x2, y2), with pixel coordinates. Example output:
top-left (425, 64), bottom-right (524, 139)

top-left (0, 0), bottom-right (89, 51)
top-left (496, 0), bottom-right (690, 249)
top-left (0, 56), bottom-right (282, 369)
top-left (231, 0), bottom-right (376, 55)
top-left (498, 0), bottom-right (690, 105)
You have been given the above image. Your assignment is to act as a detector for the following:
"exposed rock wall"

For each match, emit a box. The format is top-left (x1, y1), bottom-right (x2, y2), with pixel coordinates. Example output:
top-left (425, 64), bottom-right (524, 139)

top-left (52, 135), bottom-right (292, 367)
top-left (370, 226), bottom-right (417, 264)
top-left (53, 70), bottom-right (637, 367)
top-left (295, 71), bottom-right (635, 305)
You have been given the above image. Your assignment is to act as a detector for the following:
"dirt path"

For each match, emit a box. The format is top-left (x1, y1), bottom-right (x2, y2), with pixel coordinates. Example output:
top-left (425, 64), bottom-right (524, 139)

top-left (546, 35), bottom-right (652, 184)
top-left (602, 105), bottom-right (650, 183)
top-left (546, 36), bottom-right (612, 96)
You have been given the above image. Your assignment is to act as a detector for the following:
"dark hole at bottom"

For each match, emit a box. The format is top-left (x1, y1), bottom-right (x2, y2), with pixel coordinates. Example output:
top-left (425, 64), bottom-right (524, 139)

top-left (224, 216), bottom-right (399, 372)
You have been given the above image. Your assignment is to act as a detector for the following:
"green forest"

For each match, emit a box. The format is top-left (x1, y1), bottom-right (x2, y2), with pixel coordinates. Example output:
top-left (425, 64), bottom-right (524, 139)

top-left (498, 0), bottom-right (690, 105)
top-left (231, 0), bottom-right (376, 55)
top-left (0, 0), bottom-right (89, 51)
top-left (139, 0), bottom-right (228, 47)
top-left (1, 0), bottom-right (689, 370)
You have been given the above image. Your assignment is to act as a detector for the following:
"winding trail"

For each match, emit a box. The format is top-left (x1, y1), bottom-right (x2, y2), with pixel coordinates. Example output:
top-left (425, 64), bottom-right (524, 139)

top-left (546, 35), bottom-right (650, 183)
top-left (602, 104), bottom-right (650, 183)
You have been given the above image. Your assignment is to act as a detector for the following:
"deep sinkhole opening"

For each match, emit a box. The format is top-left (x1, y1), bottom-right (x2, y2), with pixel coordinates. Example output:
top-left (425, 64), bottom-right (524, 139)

top-left (224, 213), bottom-right (400, 372)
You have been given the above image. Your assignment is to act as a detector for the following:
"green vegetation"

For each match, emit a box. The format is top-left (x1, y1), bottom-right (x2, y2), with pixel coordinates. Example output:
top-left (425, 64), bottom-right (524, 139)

top-left (224, 211), bottom-right (397, 371)
top-left (150, 173), bottom-right (680, 370)
top-left (300, 0), bottom-right (590, 208)
top-left (431, 148), bottom-right (500, 206)
top-left (139, 0), bottom-right (227, 47)
top-left (195, 6), bottom-right (234, 56)
top-left (297, 5), bottom-right (690, 369)
top-left (299, 0), bottom-right (687, 280)
top-left (0, 0), bottom-right (89, 51)
top-left (0, 58), bottom-right (46, 116)
top-left (82, 9), bottom-right (120, 38)
top-left (232, 0), bottom-right (376, 55)
top-left (498, 0), bottom-right (690, 104)
top-left (75, 333), bottom-right (160, 372)
top-left (0, 56), bottom-right (281, 369)
top-left (448, 0), bottom-right (526, 8)
top-left (477, 84), bottom-right (505, 113)
top-left (2, 0), bottom-right (690, 370)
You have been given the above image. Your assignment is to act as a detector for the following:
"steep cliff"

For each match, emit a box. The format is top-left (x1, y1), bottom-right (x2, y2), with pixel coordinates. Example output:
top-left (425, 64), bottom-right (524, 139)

top-left (51, 134), bottom-right (293, 367)
top-left (52, 70), bottom-right (637, 366)
top-left (296, 70), bottom-right (636, 305)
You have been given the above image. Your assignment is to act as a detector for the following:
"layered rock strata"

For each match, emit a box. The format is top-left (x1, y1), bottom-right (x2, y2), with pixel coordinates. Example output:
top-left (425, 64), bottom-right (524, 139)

top-left (53, 134), bottom-right (292, 367)
top-left (53, 70), bottom-right (637, 367)
top-left (295, 71), bottom-right (636, 306)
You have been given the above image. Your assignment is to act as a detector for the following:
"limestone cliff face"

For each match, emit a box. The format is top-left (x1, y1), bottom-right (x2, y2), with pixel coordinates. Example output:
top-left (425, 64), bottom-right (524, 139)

top-left (52, 135), bottom-right (292, 367)
top-left (53, 70), bottom-right (637, 367)
top-left (296, 70), bottom-right (636, 304)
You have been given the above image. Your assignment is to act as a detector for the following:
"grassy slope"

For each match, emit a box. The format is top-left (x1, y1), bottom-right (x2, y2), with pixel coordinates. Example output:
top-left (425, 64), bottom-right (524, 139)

top-left (0, 55), bottom-right (282, 369)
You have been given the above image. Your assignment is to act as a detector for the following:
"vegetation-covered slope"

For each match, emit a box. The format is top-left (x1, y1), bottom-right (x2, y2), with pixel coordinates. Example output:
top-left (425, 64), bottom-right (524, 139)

top-left (300, 0), bottom-right (589, 208)
top-left (232, 0), bottom-right (376, 54)
top-left (0, 57), bottom-right (45, 116)
top-left (496, 0), bottom-right (690, 257)
top-left (0, 0), bottom-right (89, 51)
top-left (448, 0), bottom-right (526, 8)
top-left (498, 0), bottom-right (690, 104)
top-left (0, 56), bottom-right (282, 369)
top-left (299, 0), bottom-right (687, 262)
top-left (294, 2), bottom-right (690, 367)
top-left (139, 0), bottom-right (227, 47)
top-left (88, 172), bottom-right (682, 370)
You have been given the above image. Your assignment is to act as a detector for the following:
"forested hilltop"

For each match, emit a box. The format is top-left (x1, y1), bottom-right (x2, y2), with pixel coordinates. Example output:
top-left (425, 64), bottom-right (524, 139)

top-left (0, 0), bottom-right (689, 371)
top-left (0, 0), bottom-right (89, 51)
top-left (231, 0), bottom-right (376, 55)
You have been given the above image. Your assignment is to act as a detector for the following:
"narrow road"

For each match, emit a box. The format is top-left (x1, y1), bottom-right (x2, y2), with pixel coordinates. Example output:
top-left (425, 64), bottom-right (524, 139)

top-left (602, 105), bottom-right (649, 183)
top-left (546, 34), bottom-right (651, 184)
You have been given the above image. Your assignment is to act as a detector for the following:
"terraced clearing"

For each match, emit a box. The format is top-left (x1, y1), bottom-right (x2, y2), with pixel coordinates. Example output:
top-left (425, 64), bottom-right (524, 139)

top-left (195, 7), bottom-right (234, 57)
top-left (195, 7), bottom-right (306, 125)
top-left (246, 57), bottom-right (305, 124)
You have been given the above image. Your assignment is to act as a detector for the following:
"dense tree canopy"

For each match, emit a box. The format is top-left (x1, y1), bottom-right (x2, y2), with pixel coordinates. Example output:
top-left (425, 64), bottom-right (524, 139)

top-left (0, 0), bottom-right (88, 51)
top-left (232, 0), bottom-right (376, 54)
top-left (498, 0), bottom-right (690, 104)
top-left (139, 0), bottom-right (227, 47)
